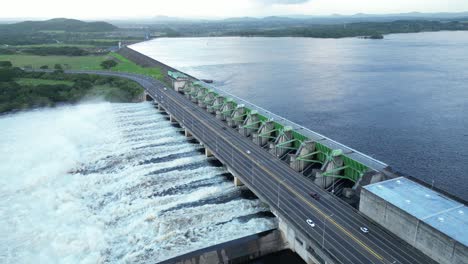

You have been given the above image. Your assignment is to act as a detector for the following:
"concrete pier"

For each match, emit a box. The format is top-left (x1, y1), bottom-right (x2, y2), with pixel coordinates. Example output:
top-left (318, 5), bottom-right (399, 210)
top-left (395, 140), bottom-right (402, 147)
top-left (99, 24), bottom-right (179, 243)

top-left (239, 111), bottom-right (261, 137)
top-left (253, 120), bottom-right (275, 147)
top-left (290, 141), bottom-right (316, 172)
top-left (169, 114), bottom-right (178, 124)
top-left (157, 104), bottom-right (165, 112)
top-left (270, 126), bottom-right (294, 159)
top-left (184, 128), bottom-right (192, 138)
top-left (234, 176), bottom-right (244, 187)
top-left (314, 154), bottom-right (343, 189)
top-left (205, 148), bottom-right (213, 157)
top-left (227, 105), bottom-right (247, 128)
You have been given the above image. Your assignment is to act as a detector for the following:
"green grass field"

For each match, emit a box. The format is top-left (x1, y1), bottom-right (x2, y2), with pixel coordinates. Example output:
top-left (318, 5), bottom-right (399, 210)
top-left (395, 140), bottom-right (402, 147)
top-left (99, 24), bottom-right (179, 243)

top-left (1, 52), bottom-right (164, 81)
top-left (15, 78), bottom-right (74, 86)
top-left (12, 43), bottom-right (95, 48)
top-left (110, 53), bottom-right (164, 80)
top-left (0, 54), bottom-right (106, 70)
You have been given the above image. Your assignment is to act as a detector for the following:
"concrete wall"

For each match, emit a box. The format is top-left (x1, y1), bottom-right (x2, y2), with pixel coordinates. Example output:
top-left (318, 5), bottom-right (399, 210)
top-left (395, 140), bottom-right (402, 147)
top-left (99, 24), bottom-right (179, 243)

top-left (359, 188), bottom-right (468, 264)
top-left (158, 230), bottom-right (287, 264)
top-left (454, 242), bottom-right (468, 264)
top-left (276, 210), bottom-right (338, 264)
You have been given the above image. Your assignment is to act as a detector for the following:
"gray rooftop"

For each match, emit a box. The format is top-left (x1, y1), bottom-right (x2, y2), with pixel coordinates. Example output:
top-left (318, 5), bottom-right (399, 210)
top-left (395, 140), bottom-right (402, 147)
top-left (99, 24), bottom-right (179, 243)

top-left (364, 177), bottom-right (467, 246)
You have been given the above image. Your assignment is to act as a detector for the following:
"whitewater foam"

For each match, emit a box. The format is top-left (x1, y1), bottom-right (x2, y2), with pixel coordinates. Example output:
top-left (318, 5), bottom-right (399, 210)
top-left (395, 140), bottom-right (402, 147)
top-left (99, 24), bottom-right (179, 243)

top-left (0, 102), bottom-right (276, 264)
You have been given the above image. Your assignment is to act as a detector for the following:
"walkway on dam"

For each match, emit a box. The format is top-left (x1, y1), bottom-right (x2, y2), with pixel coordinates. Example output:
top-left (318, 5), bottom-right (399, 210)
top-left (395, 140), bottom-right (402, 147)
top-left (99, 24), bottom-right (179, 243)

top-left (66, 70), bottom-right (437, 264)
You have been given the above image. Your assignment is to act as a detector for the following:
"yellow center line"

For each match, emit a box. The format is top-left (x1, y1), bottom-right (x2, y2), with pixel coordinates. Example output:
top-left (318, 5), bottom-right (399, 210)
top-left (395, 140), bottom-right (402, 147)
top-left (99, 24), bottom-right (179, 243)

top-left (158, 88), bottom-right (385, 262)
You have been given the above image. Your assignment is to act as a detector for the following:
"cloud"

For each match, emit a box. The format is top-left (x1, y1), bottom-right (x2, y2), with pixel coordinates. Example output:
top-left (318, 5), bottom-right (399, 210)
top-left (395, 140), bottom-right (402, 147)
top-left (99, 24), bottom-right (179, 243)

top-left (256, 0), bottom-right (309, 5)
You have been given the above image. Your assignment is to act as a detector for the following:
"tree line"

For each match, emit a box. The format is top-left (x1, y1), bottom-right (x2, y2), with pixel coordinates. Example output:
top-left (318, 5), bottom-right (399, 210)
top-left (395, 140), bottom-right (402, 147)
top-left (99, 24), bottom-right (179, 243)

top-left (0, 62), bottom-right (144, 113)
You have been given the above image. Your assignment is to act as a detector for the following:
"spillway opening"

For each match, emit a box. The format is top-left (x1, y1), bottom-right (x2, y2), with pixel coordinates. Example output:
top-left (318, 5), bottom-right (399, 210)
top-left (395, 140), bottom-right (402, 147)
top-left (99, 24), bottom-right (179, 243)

top-left (0, 102), bottom-right (277, 263)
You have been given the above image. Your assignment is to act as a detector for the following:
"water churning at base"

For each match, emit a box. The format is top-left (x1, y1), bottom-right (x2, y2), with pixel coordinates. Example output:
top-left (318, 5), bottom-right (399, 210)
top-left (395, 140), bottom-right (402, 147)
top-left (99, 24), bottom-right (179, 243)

top-left (0, 102), bottom-right (276, 264)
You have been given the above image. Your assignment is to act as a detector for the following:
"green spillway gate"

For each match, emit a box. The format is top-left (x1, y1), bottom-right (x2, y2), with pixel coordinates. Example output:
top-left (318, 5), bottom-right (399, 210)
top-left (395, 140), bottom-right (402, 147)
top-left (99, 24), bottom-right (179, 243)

top-left (207, 95), bottom-right (225, 112)
top-left (232, 106), bottom-right (251, 122)
top-left (168, 72), bottom-right (369, 183)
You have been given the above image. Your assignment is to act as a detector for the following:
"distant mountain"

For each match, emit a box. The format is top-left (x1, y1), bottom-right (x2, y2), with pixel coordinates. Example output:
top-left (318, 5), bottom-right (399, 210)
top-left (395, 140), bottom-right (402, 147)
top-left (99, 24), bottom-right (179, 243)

top-left (223, 17), bottom-right (258, 22)
top-left (284, 11), bottom-right (468, 22)
top-left (97, 11), bottom-right (468, 27)
top-left (0, 18), bottom-right (117, 33)
top-left (262, 16), bottom-right (295, 21)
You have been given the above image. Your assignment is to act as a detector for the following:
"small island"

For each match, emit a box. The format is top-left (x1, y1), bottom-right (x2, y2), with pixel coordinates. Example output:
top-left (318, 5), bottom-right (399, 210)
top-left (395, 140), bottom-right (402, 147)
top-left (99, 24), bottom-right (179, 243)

top-left (361, 34), bottom-right (384, 39)
top-left (364, 34), bottom-right (384, 39)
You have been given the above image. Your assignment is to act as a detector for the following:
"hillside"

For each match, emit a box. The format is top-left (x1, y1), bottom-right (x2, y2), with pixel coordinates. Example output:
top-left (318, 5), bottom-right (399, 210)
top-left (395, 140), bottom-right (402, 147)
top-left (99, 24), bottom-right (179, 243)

top-left (0, 18), bottom-right (124, 46)
top-left (0, 18), bottom-right (117, 33)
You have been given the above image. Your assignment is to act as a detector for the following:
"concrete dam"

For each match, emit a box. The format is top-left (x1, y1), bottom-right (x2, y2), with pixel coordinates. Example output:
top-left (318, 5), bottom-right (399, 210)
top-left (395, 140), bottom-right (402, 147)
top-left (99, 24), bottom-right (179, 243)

top-left (76, 46), bottom-right (467, 264)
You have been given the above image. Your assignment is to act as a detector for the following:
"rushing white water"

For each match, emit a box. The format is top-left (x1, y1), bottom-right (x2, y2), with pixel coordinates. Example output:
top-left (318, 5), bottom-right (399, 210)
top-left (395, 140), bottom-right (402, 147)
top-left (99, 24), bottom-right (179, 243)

top-left (0, 102), bottom-right (276, 264)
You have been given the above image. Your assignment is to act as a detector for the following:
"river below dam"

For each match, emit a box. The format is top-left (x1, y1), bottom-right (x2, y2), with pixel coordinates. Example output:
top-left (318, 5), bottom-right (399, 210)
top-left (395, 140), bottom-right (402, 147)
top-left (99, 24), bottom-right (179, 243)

top-left (0, 102), bottom-right (276, 263)
top-left (131, 31), bottom-right (468, 201)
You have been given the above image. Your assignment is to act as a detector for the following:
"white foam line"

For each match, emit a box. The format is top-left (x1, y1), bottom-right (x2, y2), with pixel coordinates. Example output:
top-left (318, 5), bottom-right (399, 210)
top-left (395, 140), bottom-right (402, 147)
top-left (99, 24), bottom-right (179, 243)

top-left (82, 144), bottom-right (201, 175)
top-left (117, 134), bottom-right (187, 150)
top-left (122, 126), bottom-right (180, 140)
top-left (0, 102), bottom-right (276, 264)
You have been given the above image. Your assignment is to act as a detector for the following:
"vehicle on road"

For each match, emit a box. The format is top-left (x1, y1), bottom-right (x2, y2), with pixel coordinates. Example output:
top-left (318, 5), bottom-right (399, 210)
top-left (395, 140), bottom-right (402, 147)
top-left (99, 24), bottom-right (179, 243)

top-left (309, 192), bottom-right (320, 201)
top-left (306, 219), bottom-right (316, 227)
top-left (360, 227), bottom-right (369, 233)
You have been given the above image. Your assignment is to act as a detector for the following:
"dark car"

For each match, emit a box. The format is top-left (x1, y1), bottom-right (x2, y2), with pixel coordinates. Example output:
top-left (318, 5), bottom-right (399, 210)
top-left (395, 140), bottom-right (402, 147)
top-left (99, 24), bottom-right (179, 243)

top-left (309, 192), bottom-right (320, 201)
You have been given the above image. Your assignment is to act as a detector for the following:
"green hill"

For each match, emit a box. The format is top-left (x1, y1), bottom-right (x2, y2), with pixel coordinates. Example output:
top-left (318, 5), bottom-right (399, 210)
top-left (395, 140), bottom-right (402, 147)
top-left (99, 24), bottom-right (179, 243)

top-left (0, 18), bottom-right (117, 33)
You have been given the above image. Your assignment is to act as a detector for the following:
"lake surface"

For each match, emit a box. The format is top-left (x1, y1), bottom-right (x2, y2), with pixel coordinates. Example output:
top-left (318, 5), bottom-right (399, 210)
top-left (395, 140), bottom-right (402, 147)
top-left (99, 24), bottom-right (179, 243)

top-left (0, 103), bottom-right (275, 263)
top-left (131, 32), bottom-right (468, 201)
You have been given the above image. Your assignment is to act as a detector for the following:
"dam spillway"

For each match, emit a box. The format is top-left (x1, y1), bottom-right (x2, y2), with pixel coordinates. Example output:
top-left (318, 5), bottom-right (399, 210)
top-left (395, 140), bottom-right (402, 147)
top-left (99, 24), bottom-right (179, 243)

top-left (0, 102), bottom-right (276, 263)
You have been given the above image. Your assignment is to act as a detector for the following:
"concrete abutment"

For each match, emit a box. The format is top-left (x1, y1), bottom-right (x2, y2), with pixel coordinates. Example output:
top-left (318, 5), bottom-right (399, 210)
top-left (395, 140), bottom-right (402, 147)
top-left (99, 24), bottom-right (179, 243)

top-left (169, 114), bottom-right (178, 124)
top-left (204, 148), bottom-right (213, 157)
top-left (184, 128), bottom-right (192, 138)
top-left (234, 176), bottom-right (244, 187)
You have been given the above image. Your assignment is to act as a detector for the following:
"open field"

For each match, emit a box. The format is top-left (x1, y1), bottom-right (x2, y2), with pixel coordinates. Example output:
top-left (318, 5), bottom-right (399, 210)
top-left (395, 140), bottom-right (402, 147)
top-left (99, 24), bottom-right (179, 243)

top-left (110, 53), bottom-right (164, 80)
top-left (0, 52), bottom-right (164, 81)
top-left (0, 54), bottom-right (106, 69)
top-left (12, 43), bottom-right (96, 48)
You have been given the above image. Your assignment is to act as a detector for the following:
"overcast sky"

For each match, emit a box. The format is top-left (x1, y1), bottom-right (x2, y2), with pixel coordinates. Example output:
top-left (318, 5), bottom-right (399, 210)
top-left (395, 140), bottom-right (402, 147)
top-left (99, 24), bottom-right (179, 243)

top-left (1, 0), bottom-right (467, 19)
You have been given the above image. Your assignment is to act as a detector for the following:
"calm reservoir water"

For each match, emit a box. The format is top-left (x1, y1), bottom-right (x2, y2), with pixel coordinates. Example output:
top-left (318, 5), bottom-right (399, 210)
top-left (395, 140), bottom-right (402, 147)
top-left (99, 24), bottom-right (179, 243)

top-left (0, 103), bottom-right (275, 263)
top-left (131, 32), bottom-right (468, 201)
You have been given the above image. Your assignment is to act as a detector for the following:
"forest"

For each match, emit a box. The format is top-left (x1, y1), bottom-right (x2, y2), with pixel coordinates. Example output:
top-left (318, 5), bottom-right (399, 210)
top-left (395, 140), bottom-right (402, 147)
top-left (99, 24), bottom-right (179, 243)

top-left (0, 63), bottom-right (144, 113)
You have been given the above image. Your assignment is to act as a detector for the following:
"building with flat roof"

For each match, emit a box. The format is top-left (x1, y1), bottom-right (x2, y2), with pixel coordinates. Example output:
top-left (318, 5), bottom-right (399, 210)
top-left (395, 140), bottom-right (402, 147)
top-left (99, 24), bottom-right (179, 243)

top-left (360, 177), bottom-right (467, 264)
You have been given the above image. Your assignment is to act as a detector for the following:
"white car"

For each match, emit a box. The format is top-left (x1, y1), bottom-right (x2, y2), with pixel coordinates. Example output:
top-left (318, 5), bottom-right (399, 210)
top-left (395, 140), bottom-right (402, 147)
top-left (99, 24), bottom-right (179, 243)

top-left (306, 219), bottom-right (316, 227)
top-left (360, 227), bottom-right (369, 233)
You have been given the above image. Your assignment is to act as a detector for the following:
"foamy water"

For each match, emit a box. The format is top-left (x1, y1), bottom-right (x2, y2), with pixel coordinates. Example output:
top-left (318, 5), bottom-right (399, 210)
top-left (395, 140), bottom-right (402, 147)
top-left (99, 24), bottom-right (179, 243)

top-left (0, 102), bottom-right (276, 264)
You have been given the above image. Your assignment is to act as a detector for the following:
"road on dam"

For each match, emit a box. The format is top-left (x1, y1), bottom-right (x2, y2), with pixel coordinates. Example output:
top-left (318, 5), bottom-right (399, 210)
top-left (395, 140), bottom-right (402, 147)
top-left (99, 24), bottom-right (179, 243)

top-left (66, 70), bottom-right (437, 264)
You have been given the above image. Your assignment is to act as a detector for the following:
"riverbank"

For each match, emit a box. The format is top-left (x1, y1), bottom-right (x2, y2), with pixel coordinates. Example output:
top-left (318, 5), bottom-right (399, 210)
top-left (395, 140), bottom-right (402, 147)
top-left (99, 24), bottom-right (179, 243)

top-left (0, 68), bottom-right (145, 113)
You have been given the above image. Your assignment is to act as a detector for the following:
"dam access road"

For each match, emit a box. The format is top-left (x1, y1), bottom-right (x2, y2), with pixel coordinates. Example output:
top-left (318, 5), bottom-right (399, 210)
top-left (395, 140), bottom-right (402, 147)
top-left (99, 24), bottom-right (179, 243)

top-left (62, 70), bottom-right (437, 264)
